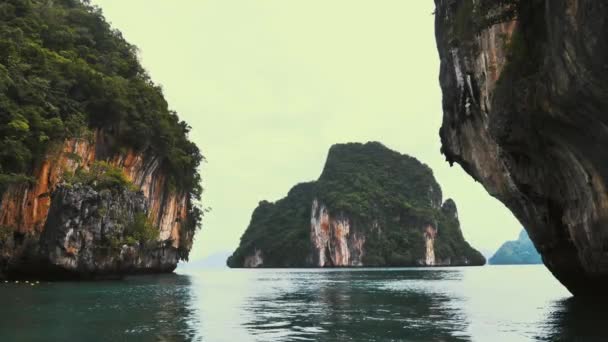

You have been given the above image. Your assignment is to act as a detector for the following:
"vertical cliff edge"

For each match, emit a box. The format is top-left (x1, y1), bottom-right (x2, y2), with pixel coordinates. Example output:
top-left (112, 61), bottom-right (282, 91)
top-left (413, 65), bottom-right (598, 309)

top-left (0, 0), bottom-right (202, 278)
top-left (227, 142), bottom-right (484, 268)
top-left (434, 0), bottom-right (608, 295)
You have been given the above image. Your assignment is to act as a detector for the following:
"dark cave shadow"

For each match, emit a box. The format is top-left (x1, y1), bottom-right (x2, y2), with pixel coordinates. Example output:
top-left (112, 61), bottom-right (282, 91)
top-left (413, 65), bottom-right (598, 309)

top-left (539, 296), bottom-right (608, 341)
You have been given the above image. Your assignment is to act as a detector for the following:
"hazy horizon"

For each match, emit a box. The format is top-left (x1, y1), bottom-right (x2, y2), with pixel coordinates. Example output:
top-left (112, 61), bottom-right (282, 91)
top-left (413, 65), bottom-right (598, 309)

top-left (91, 0), bottom-right (521, 262)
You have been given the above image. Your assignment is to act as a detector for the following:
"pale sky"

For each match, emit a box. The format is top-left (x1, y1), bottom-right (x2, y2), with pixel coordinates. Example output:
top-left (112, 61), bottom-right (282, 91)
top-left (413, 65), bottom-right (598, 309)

top-left (91, 0), bottom-right (521, 261)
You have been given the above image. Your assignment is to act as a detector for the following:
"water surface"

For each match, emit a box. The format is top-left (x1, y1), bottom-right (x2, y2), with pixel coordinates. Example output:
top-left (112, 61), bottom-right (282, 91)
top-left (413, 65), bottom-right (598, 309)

top-left (1, 265), bottom-right (606, 341)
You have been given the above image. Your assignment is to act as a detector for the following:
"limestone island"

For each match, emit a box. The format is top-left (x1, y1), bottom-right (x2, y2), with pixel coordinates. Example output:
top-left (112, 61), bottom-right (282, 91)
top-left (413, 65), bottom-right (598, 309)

top-left (228, 142), bottom-right (485, 268)
top-left (0, 0), bottom-right (202, 280)
top-left (489, 229), bottom-right (542, 265)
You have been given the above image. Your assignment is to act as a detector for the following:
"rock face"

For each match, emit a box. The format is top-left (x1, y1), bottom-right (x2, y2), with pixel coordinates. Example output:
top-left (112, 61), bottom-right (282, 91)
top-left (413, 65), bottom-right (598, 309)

top-left (434, 0), bottom-right (608, 294)
top-left (310, 199), bottom-right (365, 267)
top-left (4, 184), bottom-right (178, 279)
top-left (227, 142), bottom-right (485, 268)
top-left (0, 134), bottom-right (190, 248)
top-left (424, 225), bottom-right (438, 266)
top-left (0, 136), bottom-right (195, 279)
top-left (489, 229), bottom-right (542, 265)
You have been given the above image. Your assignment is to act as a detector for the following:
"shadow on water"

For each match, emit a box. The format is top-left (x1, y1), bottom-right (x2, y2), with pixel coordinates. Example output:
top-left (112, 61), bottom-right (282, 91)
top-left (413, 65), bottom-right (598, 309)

top-left (241, 269), bottom-right (470, 341)
top-left (0, 273), bottom-right (200, 341)
top-left (539, 297), bottom-right (608, 342)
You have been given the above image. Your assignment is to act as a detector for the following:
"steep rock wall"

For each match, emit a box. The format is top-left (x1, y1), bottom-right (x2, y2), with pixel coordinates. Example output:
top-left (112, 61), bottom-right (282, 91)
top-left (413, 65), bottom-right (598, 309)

top-left (310, 199), bottom-right (364, 267)
top-left (424, 225), bottom-right (438, 266)
top-left (0, 131), bottom-right (192, 278)
top-left (0, 138), bottom-right (96, 234)
top-left (14, 184), bottom-right (179, 279)
top-left (435, 0), bottom-right (608, 295)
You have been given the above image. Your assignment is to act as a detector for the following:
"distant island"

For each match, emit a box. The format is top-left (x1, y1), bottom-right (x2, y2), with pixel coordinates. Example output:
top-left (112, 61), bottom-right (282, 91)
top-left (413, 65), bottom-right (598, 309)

top-left (228, 142), bottom-right (485, 268)
top-left (489, 230), bottom-right (542, 265)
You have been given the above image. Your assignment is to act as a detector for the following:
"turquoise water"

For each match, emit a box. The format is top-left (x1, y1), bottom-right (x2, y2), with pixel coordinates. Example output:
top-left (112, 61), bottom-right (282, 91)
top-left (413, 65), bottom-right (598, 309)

top-left (0, 265), bottom-right (605, 341)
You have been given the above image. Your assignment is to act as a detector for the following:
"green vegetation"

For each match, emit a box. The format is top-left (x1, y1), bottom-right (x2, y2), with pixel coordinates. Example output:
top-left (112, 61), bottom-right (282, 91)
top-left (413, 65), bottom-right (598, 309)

top-left (0, 0), bottom-right (203, 225)
top-left (228, 142), bottom-right (485, 267)
top-left (449, 0), bottom-right (520, 45)
top-left (63, 161), bottom-right (137, 192)
top-left (317, 142), bottom-right (442, 216)
top-left (0, 172), bottom-right (35, 194)
top-left (228, 184), bottom-right (316, 267)
top-left (104, 212), bottom-right (159, 250)
top-left (433, 204), bottom-right (484, 264)
top-left (0, 225), bottom-right (12, 243)
top-left (125, 212), bottom-right (159, 245)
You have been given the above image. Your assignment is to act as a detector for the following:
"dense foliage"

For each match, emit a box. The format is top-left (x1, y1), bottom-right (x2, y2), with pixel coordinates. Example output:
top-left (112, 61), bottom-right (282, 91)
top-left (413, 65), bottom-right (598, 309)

top-left (63, 161), bottom-right (136, 191)
top-left (228, 183), bottom-right (316, 267)
top-left (228, 142), bottom-right (485, 267)
top-left (317, 142), bottom-right (442, 216)
top-left (124, 212), bottom-right (160, 246)
top-left (489, 229), bottom-right (542, 265)
top-left (0, 0), bottom-right (203, 206)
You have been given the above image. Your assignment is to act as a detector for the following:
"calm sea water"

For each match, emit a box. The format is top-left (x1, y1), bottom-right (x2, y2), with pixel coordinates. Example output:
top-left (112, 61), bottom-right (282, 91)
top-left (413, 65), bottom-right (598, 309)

top-left (0, 265), bottom-right (606, 341)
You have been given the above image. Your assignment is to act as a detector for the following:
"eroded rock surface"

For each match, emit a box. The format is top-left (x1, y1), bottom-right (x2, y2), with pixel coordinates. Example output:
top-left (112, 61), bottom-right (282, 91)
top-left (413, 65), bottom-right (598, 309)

top-left (310, 199), bottom-right (365, 267)
top-left (434, 0), bottom-right (608, 295)
top-left (4, 184), bottom-right (179, 279)
top-left (0, 133), bottom-right (196, 279)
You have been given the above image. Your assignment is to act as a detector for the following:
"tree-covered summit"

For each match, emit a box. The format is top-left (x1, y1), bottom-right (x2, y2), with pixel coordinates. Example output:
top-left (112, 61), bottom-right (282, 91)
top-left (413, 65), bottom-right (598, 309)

top-left (316, 142), bottom-right (443, 218)
top-left (0, 0), bottom-right (203, 206)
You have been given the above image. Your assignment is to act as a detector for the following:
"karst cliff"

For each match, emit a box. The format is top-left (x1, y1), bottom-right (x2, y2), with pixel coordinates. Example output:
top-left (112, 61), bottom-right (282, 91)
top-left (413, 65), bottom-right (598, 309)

top-left (434, 0), bottom-right (608, 295)
top-left (0, 0), bottom-right (202, 278)
top-left (227, 142), bottom-right (485, 268)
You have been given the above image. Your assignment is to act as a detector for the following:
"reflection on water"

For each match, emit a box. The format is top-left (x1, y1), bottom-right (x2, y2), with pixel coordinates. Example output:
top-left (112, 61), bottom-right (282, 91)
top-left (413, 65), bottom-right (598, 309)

top-left (240, 270), bottom-right (470, 341)
top-left (2, 265), bottom-right (607, 341)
